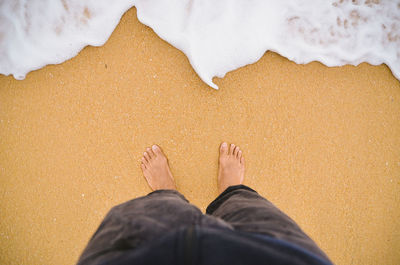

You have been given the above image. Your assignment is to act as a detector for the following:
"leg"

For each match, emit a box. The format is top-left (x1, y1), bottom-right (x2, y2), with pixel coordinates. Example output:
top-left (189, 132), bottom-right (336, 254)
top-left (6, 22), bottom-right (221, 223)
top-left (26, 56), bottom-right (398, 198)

top-left (77, 189), bottom-right (206, 265)
top-left (77, 145), bottom-right (229, 265)
top-left (206, 143), bottom-right (331, 261)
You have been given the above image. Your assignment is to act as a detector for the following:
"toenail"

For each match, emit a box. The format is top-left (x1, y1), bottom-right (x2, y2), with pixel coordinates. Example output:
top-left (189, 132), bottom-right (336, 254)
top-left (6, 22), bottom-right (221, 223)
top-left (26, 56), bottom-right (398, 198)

top-left (222, 142), bottom-right (227, 147)
top-left (152, 145), bottom-right (157, 150)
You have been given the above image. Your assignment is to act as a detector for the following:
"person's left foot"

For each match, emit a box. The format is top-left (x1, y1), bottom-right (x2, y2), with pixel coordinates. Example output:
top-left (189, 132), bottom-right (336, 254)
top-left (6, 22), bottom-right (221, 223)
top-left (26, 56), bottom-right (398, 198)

top-left (141, 145), bottom-right (176, 191)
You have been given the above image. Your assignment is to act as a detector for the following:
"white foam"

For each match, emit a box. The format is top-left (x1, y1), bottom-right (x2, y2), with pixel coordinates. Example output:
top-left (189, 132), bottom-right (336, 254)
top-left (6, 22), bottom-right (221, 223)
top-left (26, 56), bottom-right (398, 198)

top-left (1, 0), bottom-right (399, 89)
top-left (0, 0), bottom-right (134, 80)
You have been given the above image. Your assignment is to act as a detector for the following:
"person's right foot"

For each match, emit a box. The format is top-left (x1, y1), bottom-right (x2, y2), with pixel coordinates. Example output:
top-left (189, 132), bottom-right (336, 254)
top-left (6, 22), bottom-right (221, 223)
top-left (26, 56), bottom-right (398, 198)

top-left (218, 142), bottom-right (245, 194)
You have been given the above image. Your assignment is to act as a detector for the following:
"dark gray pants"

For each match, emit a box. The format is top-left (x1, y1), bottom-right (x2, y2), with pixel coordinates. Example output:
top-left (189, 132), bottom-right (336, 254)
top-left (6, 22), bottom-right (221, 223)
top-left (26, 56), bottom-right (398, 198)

top-left (77, 185), bottom-right (330, 264)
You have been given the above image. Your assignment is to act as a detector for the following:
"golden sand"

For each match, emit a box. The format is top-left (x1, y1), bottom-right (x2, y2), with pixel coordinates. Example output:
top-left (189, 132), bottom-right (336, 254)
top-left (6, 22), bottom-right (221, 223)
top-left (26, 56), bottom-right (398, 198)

top-left (1, 8), bottom-right (399, 265)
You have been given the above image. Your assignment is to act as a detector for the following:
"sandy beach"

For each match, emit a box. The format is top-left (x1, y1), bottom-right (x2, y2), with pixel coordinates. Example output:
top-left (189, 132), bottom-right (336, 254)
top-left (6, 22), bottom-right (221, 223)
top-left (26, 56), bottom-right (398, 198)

top-left (0, 8), bottom-right (399, 264)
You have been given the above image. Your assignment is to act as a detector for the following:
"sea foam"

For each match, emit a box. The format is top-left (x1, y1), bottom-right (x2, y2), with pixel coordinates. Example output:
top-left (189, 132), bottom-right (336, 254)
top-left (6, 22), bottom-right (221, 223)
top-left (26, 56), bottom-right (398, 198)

top-left (1, 0), bottom-right (399, 89)
top-left (0, 0), bottom-right (134, 79)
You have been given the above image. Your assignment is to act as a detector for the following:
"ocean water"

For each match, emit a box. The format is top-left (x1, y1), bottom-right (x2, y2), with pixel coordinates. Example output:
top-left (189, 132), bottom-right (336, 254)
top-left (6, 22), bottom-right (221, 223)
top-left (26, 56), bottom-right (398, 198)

top-left (1, 0), bottom-right (399, 89)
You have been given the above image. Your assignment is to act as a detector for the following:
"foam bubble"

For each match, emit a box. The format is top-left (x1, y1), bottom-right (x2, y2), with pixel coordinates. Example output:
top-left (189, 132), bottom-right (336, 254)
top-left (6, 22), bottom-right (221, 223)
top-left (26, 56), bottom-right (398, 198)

top-left (1, 0), bottom-right (399, 89)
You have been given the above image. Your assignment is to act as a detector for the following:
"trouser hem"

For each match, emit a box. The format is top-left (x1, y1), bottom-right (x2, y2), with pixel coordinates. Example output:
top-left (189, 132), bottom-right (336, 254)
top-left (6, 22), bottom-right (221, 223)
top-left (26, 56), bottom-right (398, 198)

top-left (206, 184), bottom-right (257, 214)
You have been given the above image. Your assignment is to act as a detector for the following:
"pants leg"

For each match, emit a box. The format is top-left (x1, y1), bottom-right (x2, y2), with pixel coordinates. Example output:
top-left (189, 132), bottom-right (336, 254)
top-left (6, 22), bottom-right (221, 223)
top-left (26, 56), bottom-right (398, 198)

top-left (77, 189), bottom-right (231, 265)
top-left (206, 185), bottom-right (331, 262)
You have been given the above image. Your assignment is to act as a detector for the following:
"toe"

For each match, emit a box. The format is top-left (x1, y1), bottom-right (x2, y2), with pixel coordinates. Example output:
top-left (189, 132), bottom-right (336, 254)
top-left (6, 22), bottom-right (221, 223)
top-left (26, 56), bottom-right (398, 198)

top-left (143, 152), bottom-right (151, 162)
top-left (141, 157), bottom-right (149, 167)
top-left (141, 162), bottom-right (146, 170)
top-left (240, 156), bottom-right (245, 165)
top-left (152, 145), bottom-right (162, 156)
top-left (233, 146), bottom-right (240, 156)
top-left (238, 150), bottom-right (242, 159)
top-left (146, 148), bottom-right (155, 158)
top-left (229, 144), bottom-right (235, 155)
top-left (220, 142), bottom-right (228, 155)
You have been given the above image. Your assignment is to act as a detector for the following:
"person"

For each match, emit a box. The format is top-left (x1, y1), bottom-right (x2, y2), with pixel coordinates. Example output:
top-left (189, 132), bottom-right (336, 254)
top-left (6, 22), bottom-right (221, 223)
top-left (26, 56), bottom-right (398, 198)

top-left (77, 143), bottom-right (333, 265)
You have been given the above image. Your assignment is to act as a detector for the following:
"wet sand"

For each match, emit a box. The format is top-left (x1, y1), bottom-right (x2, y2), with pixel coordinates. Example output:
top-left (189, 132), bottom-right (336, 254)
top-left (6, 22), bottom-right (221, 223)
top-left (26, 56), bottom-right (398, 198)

top-left (1, 8), bottom-right (399, 265)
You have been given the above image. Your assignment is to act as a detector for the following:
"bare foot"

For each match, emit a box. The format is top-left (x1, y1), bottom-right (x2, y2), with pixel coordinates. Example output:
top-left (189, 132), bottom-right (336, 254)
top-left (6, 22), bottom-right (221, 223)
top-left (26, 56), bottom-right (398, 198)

top-left (218, 142), bottom-right (245, 194)
top-left (141, 145), bottom-right (176, 191)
